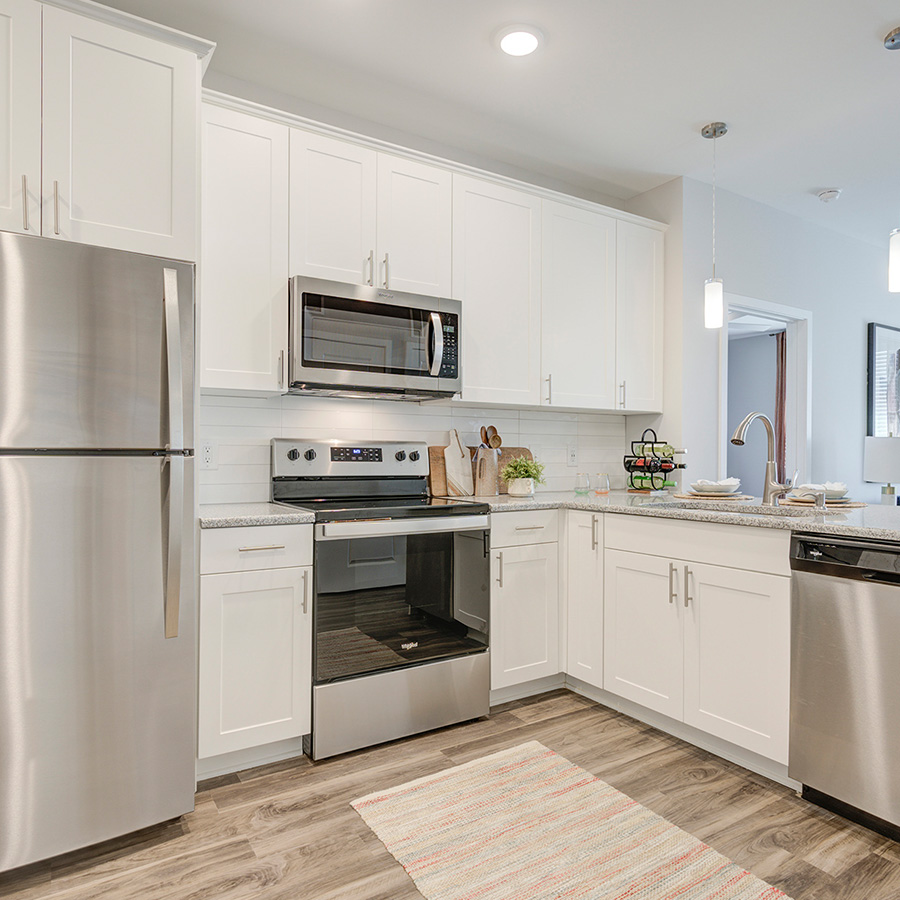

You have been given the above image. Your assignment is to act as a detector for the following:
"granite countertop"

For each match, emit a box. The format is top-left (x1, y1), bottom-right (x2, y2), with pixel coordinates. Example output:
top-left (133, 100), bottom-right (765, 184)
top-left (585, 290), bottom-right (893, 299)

top-left (198, 502), bottom-right (315, 528)
top-left (484, 490), bottom-right (900, 541)
top-left (198, 493), bottom-right (900, 542)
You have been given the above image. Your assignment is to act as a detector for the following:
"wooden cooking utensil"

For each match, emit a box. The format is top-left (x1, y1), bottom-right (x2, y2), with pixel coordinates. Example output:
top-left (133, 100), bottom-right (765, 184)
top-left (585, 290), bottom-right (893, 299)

top-left (486, 425), bottom-right (502, 449)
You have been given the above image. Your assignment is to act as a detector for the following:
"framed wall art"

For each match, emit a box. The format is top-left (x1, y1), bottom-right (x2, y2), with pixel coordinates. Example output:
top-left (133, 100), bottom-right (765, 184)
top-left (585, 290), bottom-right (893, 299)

top-left (867, 322), bottom-right (900, 436)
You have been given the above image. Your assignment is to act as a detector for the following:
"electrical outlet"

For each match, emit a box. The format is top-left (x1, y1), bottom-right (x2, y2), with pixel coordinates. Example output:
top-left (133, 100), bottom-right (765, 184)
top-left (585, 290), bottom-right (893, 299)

top-left (567, 444), bottom-right (577, 467)
top-left (200, 440), bottom-right (218, 470)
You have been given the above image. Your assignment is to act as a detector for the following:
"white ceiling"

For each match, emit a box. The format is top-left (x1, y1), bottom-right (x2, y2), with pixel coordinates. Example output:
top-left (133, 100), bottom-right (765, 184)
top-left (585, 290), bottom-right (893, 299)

top-left (98, 0), bottom-right (900, 246)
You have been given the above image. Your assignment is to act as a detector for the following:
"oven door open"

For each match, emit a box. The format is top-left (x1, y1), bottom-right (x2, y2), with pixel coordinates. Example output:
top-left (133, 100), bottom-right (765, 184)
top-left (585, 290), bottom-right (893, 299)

top-left (313, 516), bottom-right (489, 684)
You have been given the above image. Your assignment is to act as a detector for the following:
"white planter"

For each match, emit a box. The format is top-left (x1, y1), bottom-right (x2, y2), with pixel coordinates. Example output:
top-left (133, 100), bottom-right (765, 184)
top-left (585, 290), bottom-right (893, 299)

top-left (507, 477), bottom-right (535, 497)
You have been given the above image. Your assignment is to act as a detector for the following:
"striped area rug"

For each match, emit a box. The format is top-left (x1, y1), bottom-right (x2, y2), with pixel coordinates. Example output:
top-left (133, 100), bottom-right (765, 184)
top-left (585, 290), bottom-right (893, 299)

top-left (351, 740), bottom-right (791, 900)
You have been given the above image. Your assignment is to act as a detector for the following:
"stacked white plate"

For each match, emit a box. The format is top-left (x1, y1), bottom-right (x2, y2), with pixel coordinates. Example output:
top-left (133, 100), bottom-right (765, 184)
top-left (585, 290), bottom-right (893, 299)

top-left (688, 478), bottom-right (741, 498)
top-left (787, 482), bottom-right (850, 503)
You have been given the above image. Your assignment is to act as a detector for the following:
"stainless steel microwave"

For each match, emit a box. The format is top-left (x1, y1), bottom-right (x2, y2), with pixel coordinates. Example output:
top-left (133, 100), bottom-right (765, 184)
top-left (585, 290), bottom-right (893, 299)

top-left (288, 276), bottom-right (461, 399)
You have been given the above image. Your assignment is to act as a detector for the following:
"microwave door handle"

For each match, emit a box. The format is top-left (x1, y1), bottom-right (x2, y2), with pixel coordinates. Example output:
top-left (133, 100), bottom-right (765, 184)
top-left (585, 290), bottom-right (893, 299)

top-left (429, 312), bottom-right (443, 377)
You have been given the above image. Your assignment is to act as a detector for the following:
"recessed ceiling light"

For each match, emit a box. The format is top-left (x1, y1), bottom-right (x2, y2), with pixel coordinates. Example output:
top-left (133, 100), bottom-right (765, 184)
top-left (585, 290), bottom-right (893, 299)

top-left (816, 188), bottom-right (842, 203)
top-left (495, 25), bottom-right (543, 57)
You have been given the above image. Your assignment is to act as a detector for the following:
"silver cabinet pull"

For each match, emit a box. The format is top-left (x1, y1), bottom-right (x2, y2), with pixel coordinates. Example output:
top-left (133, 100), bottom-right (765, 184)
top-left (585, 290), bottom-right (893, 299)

top-left (162, 269), bottom-right (184, 451)
top-left (163, 455), bottom-right (184, 639)
top-left (668, 562), bottom-right (677, 604)
top-left (383, 251), bottom-right (390, 288)
top-left (496, 551), bottom-right (504, 587)
top-left (21, 175), bottom-right (28, 230)
top-left (301, 568), bottom-right (309, 614)
top-left (619, 380), bottom-right (626, 408)
top-left (238, 544), bottom-right (286, 552)
top-left (546, 373), bottom-right (552, 404)
top-left (515, 525), bottom-right (544, 531)
top-left (366, 250), bottom-right (374, 286)
top-left (591, 515), bottom-right (599, 550)
top-left (684, 565), bottom-right (693, 608)
top-left (278, 350), bottom-right (284, 389)
top-left (53, 180), bottom-right (60, 234)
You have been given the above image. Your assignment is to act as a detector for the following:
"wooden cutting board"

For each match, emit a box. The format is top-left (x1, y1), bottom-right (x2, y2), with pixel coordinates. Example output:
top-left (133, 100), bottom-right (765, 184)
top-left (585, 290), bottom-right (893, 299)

top-left (428, 445), bottom-right (533, 496)
top-left (444, 429), bottom-right (474, 496)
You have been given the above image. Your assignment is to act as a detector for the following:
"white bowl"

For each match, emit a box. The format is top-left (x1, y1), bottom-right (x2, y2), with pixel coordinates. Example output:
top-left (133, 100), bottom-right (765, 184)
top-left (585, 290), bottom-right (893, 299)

top-left (795, 483), bottom-right (848, 500)
top-left (690, 480), bottom-right (740, 494)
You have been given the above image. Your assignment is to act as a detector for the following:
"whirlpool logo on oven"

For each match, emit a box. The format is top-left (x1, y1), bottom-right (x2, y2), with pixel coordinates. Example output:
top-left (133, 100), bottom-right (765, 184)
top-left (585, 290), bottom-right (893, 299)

top-left (400, 641), bottom-right (419, 651)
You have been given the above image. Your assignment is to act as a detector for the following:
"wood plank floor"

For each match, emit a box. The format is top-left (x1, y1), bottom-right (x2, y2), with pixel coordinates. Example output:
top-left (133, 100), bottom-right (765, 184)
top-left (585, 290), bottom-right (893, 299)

top-left (2, 690), bottom-right (899, 900)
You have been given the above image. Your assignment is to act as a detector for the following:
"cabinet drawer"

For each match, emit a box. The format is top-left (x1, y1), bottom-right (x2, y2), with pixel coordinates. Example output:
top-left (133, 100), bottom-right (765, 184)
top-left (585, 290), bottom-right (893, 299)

top-left (491, 509), bottom-right (559, 548)
top-left (201, 524), bottom-right (313, 574)
top-left (604, 514), bottom-right (790, 576)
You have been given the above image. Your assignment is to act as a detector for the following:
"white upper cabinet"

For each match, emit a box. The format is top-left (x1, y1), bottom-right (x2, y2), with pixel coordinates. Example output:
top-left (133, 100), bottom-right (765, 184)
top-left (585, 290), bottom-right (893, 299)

top-left (41, 6), bottom-right (199, 259)
top-left (452, 175), bottom-right (542, 406)
top-left (376, 153), bottom-right (451, 296)
top-left (289, 131), bottom-right (376, 285)
top-left (541, 201), bottom-right (617, 409)
top-left (616, 220), bottom-right (664, 412)
top-left (200, 104), bottom-right (289, 392)
top-left (0, 0), bottom-right (40, 236)
top-left (289, 133), bottom-right (451, 295)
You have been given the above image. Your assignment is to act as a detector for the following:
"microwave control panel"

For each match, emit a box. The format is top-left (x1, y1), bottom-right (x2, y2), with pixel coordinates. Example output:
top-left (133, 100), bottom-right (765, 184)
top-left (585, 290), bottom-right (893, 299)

top-left (439, 313), bottom-right (458, 378)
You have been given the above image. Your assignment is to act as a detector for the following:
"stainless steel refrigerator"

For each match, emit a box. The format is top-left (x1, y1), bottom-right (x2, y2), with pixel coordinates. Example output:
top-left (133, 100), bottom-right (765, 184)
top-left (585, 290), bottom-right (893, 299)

top-left (0, 233), bottom-right (195, 872)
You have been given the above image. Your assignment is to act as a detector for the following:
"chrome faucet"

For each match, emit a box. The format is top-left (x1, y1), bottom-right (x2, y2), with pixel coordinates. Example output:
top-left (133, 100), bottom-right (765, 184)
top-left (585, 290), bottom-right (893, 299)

top-left (730, 412), bottom-right (795, 506)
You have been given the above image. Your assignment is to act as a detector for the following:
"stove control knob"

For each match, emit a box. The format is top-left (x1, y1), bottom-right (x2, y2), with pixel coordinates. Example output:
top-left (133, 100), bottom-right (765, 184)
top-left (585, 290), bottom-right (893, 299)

top-left (409, 450), bottom-right (421, 462)
top-left (287, 449), bottom-right (300, 461)
top-left (304, 449), bottom-right (317, 461)
top-left (395, 450), bottom-right (407, 461)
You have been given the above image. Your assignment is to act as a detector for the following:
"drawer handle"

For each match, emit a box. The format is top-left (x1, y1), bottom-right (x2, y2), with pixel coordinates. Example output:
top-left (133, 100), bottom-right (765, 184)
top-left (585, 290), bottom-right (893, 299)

top-left (238, 544), bottom-right (286, 552)
top-left (514, 525), bottom-right (545, 531)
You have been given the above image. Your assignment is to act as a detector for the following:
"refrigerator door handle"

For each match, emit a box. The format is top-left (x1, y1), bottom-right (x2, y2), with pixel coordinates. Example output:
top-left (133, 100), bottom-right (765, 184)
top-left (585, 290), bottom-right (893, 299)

top-left (163, 455), bottom-right (184, 639)
top-left (163, 268), bottom-right (184, 451)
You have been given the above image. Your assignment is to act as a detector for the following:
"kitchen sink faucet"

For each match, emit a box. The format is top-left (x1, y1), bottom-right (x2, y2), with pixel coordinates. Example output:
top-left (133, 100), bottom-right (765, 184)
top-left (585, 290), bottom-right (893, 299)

top-left (730, 412), bottom-right (796, 506)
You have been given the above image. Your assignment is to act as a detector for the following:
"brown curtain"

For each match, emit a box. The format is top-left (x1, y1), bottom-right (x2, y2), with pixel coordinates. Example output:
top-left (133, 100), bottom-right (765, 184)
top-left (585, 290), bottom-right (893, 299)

top-left (774, 331), bottom-right (787, 484)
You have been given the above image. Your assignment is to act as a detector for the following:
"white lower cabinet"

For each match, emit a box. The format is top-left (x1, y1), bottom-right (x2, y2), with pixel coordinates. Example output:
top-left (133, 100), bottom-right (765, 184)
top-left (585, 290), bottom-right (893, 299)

top-left (602, 525), bottom-right (790, 764)
top-left (198, 525), bottom-right (313, 759)
top-left (566, 511), bottom-right (604, 688)
top-left (682, 562), bottom-right (790, 763)
top-left (491, 513), bottom-right (559, 690)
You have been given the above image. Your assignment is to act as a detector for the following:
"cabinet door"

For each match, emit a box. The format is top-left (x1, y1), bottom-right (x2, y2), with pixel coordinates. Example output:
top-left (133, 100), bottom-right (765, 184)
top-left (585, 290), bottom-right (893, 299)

top-left (541, 201), bottom-right (617, 409)
top-left (41, 6), bottom-right (198, 259)
top-left (603, 549), bottom-right (682, 718)
top-left (200, 105), bottom-right (289, 392)
top-left (615, 221), bottom-right (664, 412)
top-left (491, 543), bottom-right (559, 690)
top-left (0, 0), bottom-right (40, 236)
top-left (289, 130), bottom-right (376, 285)
top-left (683, 563), bottom-right (790, 763)
top-left (198, 566), bottom-right (312, 758)
top-left (452, 175), bottom-right (541, 406)
top-left (566, 511), bottom-right (604, 688)
top-left (376, 154), bottom-right (451, 297)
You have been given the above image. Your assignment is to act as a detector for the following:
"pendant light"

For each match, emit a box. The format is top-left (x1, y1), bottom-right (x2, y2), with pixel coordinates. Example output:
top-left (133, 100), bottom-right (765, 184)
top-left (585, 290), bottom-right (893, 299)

top-left (702, 122), bottom-right (727, 328)
top-left (885, 29), bottom-right (900, 291)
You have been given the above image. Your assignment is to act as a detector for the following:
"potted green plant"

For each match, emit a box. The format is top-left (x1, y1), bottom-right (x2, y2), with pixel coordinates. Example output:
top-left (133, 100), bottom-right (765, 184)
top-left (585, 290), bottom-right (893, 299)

top-left (501, 456), bottom-right (546, 497)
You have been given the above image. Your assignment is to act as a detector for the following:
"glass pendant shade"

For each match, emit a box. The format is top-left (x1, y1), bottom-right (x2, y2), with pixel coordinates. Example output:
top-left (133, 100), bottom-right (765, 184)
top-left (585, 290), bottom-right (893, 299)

top-left (890, 229), bottom-right (900, 293)
top-left (704, 277), bottom-right (724, 329)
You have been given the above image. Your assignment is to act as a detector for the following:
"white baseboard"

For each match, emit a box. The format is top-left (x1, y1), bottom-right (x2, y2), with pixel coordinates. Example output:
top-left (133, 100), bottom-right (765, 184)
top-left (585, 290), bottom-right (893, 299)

top-left (489, 674), bottom-right (566, 706)
top-left (196, 736), bottom-right (306, 781)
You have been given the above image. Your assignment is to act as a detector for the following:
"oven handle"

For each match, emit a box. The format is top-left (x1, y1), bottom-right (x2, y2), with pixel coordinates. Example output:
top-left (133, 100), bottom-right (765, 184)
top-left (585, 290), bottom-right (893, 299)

top-left (316, 514), bottom-right (489, 541)
top-left (428, 312), bottom-right (444, 377)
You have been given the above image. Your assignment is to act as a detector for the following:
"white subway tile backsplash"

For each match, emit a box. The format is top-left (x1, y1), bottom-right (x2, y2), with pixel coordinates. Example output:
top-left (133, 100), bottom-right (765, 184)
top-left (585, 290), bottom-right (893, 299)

top-left (197, 393), bottom-right (630, 504)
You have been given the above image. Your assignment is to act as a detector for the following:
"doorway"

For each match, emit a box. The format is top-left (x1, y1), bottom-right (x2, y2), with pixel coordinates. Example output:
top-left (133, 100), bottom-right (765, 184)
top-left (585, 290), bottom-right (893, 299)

top-left (717, 294), bottom-right (812, 491)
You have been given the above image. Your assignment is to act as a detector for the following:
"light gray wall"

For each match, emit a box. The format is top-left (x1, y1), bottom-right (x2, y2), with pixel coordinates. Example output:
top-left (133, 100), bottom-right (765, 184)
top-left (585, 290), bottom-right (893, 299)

top-left (628, 176), bottom-right (896, 502)
top-left (726, 335), bottom-right (777, 496)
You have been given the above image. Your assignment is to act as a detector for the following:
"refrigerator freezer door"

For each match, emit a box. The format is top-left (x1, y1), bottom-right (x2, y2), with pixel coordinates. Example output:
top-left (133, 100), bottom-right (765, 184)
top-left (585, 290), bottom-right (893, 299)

top-left (0, 233), bottom-right (194, 450)
top-left (0, 455), bottom-right (195, 871)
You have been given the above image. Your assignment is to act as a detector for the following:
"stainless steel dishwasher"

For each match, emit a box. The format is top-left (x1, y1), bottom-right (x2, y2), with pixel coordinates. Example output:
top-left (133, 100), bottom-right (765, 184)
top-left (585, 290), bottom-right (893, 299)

top-left (790, 533), bottom-right (900, 839)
